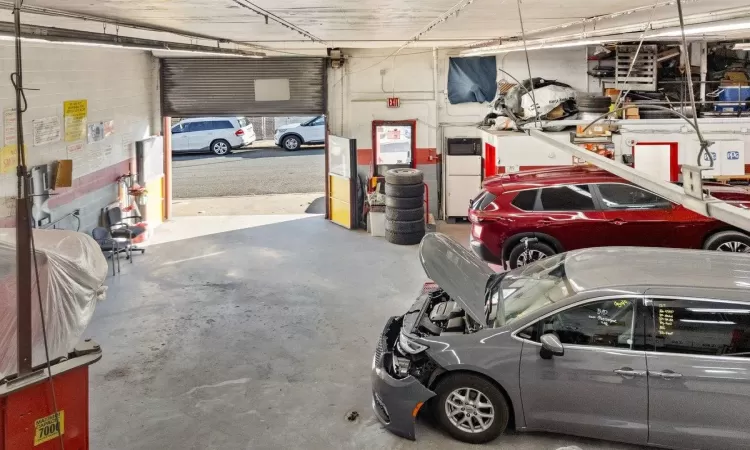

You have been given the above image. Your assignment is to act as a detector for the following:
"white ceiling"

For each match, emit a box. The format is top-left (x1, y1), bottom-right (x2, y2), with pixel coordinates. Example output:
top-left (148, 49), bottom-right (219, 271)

top-left (11, 0), bottom-right (750, 53)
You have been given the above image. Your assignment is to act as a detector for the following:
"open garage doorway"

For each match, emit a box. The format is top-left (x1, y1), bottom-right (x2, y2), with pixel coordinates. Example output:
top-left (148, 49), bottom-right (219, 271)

top-left (159, 57), bottom-right (327, 217)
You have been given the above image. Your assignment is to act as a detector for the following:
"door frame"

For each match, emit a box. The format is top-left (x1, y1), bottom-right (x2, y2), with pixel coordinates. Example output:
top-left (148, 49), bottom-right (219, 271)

top-left (370, 119), bottom-right (417, 177)
top-left (631, 142), bottom-right (679, 182)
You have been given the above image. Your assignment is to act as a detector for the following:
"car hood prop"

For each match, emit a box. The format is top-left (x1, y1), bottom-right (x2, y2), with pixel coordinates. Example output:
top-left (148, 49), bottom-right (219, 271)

top-left (419, 233), bottom-right (494, 326)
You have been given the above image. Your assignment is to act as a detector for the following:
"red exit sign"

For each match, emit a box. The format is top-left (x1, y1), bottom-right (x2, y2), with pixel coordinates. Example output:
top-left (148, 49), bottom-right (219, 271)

top-left (387, 97), bottom-right (400, 108)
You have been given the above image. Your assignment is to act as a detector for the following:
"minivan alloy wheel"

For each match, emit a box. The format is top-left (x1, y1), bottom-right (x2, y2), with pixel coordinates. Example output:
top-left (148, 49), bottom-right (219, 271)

top-left (716, 241), bottom-right (750, 252)
top-left (445, 387), bottom-right (495, 433)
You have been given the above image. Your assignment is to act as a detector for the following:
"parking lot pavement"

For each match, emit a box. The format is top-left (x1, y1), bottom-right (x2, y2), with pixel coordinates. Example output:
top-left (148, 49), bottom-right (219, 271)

top-left (172, 146), bottom-right (324, 198)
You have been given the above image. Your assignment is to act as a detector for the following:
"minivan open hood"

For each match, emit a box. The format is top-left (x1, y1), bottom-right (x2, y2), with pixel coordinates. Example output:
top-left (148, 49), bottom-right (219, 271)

top-left (419, 233), bottom-right (495, 326)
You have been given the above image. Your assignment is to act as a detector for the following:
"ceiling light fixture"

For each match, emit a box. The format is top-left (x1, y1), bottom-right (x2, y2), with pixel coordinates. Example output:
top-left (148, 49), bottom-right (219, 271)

top-left (652, 20), bottom-right (750, 37)
top-left (0, 34), bottom-right (264, 58)
top-left (461, 38), bottom-right (613, 56)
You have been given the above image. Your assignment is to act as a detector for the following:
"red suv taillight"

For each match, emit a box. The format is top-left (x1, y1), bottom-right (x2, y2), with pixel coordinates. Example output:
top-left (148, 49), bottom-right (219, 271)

top-left (235, 129), bottom-right (245, 136)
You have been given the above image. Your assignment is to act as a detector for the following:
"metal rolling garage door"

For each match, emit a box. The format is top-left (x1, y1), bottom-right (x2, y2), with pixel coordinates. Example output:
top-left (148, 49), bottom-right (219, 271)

top-left (160, 57), bottom-right (326, 117)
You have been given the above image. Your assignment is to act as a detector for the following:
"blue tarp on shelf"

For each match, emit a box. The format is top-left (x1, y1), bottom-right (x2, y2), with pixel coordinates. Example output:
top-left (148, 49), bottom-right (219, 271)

top-left (447, 56), bottom-right (497, 104)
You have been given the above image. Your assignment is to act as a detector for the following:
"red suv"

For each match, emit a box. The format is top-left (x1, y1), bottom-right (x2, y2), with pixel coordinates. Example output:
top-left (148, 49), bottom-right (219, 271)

top-left (469, 166), bottom-right (750, 269)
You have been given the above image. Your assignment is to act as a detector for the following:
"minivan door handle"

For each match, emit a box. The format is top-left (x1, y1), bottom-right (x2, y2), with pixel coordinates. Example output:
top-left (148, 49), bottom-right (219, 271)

top-left (610, 219), bottom-right (626, 225)
top-left (614, 367), bottom-right (647, 378)
top-left (649, 370), bottom-right (683, 379)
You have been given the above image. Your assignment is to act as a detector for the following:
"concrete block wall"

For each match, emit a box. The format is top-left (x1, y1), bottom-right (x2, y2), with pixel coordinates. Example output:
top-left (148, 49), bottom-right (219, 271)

top-left (0, 42), bottom-right (156, 232)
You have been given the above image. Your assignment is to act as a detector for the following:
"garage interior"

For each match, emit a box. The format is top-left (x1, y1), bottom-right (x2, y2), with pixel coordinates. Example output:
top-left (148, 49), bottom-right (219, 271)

top-left (3, 0), bottom-right (750, 449)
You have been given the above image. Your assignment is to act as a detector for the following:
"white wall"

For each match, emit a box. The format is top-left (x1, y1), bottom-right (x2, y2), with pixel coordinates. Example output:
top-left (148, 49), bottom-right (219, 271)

top-left (0, 42), bottom-right (157, 230)
top-left (327, 47), bottom-right (596, 217)
top-left (496, 48), bottom-right (590, 93)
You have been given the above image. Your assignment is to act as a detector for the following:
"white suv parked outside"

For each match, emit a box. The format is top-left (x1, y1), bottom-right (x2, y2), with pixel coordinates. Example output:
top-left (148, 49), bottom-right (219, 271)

top-left (171, 117), bottom-right (256, 155)
top-left (274, 116), bottom-right (325, 151)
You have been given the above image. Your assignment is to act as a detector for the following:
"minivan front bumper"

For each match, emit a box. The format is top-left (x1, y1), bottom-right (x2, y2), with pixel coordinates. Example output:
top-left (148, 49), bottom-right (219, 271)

top-left (371, 317), bottom-right (435, 440)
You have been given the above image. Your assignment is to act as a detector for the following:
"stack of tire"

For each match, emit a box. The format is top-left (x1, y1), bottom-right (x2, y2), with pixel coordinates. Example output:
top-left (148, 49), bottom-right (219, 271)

top-left (384, 168), bottom-right (426, 245)
top-left (577, 95), bottom-right (612, 120)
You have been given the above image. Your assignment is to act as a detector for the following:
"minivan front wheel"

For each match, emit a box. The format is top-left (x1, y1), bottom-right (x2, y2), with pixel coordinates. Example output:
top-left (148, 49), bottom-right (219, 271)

top-left (508, 241), bottom-right (556, 269)
top-left (434, 374), bottom-right (508, 444)
top-left (211, 139), bottom-right (231, 155)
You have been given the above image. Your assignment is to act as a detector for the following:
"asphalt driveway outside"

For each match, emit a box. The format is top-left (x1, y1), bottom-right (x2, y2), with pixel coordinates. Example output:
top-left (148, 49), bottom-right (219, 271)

top-left (173, 145), bottom-right (324, 198)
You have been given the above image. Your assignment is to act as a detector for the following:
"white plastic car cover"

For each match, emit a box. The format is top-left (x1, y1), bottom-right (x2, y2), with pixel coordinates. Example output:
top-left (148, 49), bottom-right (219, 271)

top-left (0, 229), bottom-right (108, 380)
top-left (520, 84), bottom-right (577, 119)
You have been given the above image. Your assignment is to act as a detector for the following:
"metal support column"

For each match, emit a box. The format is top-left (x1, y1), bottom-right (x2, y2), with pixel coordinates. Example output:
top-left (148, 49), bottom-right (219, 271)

top-left (13, 0), bottom-right (32, 376)
top-left (162, 116), bottom-right (173, 220)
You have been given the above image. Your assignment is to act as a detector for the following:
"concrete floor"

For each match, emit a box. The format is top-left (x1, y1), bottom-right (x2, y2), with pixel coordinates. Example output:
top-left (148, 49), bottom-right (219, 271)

top-left (86, 215), bottom-right (643, 450)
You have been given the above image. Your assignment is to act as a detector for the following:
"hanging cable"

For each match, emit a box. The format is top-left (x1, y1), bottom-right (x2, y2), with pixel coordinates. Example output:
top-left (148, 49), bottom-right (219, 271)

top-left (12, 1), bottom-right (65, 447)
top-left (515, 0), bottom-right (541, 127)
top-left (676, 0), bottom-right (712, 167)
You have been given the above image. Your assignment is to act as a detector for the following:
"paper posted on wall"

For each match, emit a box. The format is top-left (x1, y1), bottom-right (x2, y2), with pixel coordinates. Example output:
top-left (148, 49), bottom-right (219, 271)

top-left (87, 122), bottom-right (105, 143)
top-left (32, 116), bottom-right (62, 146)
top-left (3, 108), bottom-right (16, 146)
top-left (103, 120), bottom-right (114, 137)
top-left (63, 99), bottom-right (87, 142)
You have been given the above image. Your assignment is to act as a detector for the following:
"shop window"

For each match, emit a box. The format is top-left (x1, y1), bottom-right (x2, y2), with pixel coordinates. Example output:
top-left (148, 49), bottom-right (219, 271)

top-left (648, 299), bottom-right (750, 357)
top-left (539, 185), bottom-right (595, 211)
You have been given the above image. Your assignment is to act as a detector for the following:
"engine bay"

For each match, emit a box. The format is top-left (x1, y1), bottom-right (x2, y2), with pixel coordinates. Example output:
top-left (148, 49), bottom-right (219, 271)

top-left (412, 290), bottom-right (482, 337)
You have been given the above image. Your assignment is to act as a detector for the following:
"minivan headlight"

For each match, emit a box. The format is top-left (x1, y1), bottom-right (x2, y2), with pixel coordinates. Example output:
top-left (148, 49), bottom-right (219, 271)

top-left (398, 332), bottom-right (428, 354)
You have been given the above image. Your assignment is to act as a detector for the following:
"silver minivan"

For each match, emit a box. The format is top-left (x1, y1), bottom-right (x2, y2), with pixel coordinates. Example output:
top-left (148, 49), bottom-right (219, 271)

top-left (372, 233), bottom-right (750, 448)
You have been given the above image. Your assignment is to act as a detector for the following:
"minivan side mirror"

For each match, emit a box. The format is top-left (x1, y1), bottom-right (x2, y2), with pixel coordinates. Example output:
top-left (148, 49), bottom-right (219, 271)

top-left (539, 333), bottom-right (564, 359)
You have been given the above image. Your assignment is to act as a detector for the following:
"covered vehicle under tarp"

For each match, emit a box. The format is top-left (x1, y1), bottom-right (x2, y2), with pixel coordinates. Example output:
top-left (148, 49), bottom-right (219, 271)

top-left (0, 229), bottom-right (108, 380)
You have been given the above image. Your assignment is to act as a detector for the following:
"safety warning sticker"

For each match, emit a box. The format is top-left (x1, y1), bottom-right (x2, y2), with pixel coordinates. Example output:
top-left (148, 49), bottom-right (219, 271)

top-left (34, 411), bottom-right (64, 446)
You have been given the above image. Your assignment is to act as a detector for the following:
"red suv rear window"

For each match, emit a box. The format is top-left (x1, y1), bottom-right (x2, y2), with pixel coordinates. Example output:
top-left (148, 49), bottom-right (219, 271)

top-left (511, 189), bottom-right (538, 211)
top-left (472, 191), bottom-right (497, 210)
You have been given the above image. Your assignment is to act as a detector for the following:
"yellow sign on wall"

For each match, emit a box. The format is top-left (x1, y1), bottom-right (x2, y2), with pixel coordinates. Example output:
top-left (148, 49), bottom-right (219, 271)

top-left (0, 144), bottom-right (21, 174)
top-left (63, 99), bottom-right (87, 142)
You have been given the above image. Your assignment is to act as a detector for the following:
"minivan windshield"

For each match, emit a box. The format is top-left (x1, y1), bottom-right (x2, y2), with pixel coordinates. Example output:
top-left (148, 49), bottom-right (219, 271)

top-left (488, 254), bottom-right (572, 327)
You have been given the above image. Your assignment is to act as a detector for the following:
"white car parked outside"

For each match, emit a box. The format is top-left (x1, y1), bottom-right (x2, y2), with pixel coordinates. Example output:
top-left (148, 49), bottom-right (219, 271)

top-left (171, 117), bottom-right (256, 155)
top-left (274, 116), bottom-right (325, 151)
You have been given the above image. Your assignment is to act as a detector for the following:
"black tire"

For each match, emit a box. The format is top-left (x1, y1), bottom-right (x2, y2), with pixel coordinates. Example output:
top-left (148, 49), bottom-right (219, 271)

top-left (385, 229), bottom-right (424, 245)
top-left (210, 139), bottom-right (231, 155)
top-left (577, 96), bottom-right (612, 108)
top-left (434, 373), bottom-right (509, 444)
top-left (639, 109), bottom-right (675, 120)
top-left (577, 106), bottom-right (610, 114)
top-left (385, 183), bottom-right (424, 198)
top-left (385, 168), bottom-right (423, 185)
top-left (386, 206), bottom-right (424, 221)
top-left (386, 218), bottom-right (425, 234)
top-left (385, 196), bottom-right (423, 209)
top-left (282, 135), bottom-right (302, 151)
top-left (703, 230), bottom-right (750, 253)
top-left (508, 241), bottom-right (556, 269)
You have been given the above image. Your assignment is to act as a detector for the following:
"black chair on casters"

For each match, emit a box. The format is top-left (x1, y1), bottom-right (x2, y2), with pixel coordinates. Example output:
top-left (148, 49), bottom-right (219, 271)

top-left (104, 206), bottom-right (146, 262)
top-left (92, 227), bottom-right (121, 276)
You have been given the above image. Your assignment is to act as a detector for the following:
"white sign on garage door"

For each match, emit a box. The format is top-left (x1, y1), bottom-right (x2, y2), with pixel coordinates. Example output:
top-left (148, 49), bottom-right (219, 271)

top-left (254, 79), bottom-right (290, 102)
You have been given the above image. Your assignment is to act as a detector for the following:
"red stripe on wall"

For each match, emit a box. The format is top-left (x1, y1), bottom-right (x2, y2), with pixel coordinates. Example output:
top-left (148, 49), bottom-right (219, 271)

top-left (356, 148), bottom-right (437, 166)
top-left (0, 159), bottom-right (131, 228)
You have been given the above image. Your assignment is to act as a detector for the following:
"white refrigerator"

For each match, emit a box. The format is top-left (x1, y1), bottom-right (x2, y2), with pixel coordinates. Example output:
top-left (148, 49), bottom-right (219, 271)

top-left (446, 155), bottom-right (483, 220)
